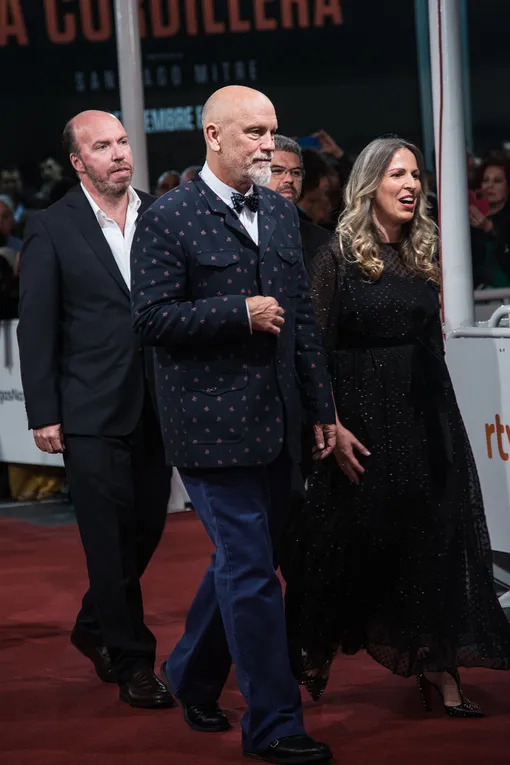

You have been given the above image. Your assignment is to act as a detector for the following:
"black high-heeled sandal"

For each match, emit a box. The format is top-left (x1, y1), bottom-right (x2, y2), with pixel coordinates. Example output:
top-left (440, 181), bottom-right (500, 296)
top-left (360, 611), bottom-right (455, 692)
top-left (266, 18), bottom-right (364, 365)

top-left (416, 669), bottom-right (484, 718)
top-left (298, 658), bottom-right (333, 701)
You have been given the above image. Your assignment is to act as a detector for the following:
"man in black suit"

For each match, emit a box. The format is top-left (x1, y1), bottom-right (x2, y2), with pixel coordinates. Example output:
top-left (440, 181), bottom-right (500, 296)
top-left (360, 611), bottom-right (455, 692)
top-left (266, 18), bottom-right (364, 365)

top-left (266, 135), bottom-right (332, 483)
top-left (267, 135), bottom-right (331, 270)
top-left (131, 86), bottom-right (336, 764)
top-left (17, 111), bottom-right (173, 709)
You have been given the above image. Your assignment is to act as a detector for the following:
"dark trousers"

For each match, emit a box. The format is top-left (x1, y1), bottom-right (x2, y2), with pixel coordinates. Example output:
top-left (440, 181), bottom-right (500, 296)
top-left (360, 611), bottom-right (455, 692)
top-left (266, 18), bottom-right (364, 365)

top-left (289, 426), bottom-right (314, 515)
top-left (300, 423), bottom-right (315, 483)
top-left (166, 449), bottom-right (304, 752)
top-left (64, 388), bottom-right (171, 682)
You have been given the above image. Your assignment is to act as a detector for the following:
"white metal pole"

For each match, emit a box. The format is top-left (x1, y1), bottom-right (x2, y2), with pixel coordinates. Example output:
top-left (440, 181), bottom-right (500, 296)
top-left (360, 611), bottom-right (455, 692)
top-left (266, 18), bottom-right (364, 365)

top-left (428, 0), bottom-right (474, 332)
top-left (113, 0), bottom-right (149, 192)
top-left (459, 0), bottom-right (473, 154)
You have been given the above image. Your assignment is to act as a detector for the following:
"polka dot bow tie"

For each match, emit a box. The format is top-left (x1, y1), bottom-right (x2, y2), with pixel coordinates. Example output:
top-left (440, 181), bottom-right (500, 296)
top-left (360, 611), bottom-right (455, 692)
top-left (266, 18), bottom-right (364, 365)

top-left (231, 191), bottom-right (259, 214)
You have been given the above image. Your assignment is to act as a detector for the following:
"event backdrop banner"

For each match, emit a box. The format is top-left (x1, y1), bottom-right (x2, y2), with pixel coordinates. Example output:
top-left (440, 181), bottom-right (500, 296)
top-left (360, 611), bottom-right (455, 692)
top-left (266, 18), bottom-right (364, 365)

top-left (0, 0), bottom-right (421, 177)
top-left (0, 319), bottom-right (190, 509)
top-left (0, 320), bottom-right (63, 466)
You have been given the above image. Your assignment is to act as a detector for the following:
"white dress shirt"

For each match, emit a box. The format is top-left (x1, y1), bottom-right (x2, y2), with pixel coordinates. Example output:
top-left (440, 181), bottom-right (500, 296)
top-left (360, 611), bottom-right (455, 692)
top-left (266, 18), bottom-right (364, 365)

top-left (200, 162), bottom-right (259, 245)
top-left (81, 183), bottom-right (141, 290)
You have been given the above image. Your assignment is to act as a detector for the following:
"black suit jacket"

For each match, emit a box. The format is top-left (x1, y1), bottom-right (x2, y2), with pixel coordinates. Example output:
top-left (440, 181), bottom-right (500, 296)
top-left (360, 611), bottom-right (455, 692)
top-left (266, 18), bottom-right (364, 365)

top-left (131, 176), bottom-right (334, 470)
top-left (299, 216), bottom-right (331, 271)
top-left (18, 186), bottom-right (154, 435)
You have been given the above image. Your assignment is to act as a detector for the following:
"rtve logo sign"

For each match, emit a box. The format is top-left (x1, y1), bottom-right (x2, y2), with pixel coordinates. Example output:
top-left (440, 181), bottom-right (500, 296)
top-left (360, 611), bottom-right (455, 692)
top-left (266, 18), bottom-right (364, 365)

top-left (486, 415), bottom-right (510, 460)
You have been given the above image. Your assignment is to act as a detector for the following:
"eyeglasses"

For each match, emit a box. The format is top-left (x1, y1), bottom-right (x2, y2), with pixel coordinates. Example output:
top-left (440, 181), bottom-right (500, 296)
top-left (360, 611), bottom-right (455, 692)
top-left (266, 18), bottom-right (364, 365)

top-left (270, 166), bottom-right (305, 180)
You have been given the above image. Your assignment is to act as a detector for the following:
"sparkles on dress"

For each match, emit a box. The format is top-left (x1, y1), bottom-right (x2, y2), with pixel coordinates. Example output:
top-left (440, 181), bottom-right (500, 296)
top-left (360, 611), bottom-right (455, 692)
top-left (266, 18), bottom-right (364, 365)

top-left (282, 239), bottom-right (510, 700)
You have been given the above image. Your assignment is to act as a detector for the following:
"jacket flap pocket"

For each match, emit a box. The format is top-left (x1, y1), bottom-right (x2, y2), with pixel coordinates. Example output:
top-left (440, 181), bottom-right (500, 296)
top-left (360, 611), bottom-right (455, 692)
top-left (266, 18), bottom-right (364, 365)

top-left (277, 248), bottom-right (300, 265)
top-left (195, 250), bottom-right (240, 267)
top-left (183, 372), bottom-right (248, 396)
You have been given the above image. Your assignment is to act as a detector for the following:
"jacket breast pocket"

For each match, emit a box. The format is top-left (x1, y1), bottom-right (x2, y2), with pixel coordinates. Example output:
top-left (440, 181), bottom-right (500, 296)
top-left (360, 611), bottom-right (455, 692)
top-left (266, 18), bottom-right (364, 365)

top-left (181, 371), bottom-right (248, 445)
top-left (277, 248), bottom-right (301, 297)
top-left (193, 250), bottom-right (242, 296)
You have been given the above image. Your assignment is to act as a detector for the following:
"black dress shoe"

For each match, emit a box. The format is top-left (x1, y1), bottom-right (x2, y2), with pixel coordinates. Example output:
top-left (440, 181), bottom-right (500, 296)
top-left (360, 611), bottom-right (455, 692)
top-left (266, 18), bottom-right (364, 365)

top-left (160, 661), bottom-right (230, 732)
top-left (119, 666), bottom-right (176, 709)
top-left (70, 627), bottom-right (115, 683)
top-left (244, 735), bottom-right (332, 765)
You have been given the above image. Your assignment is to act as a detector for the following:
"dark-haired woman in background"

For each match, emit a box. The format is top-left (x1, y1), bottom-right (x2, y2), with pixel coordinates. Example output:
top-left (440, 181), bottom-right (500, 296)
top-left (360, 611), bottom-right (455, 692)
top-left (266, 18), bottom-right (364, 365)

top-left (283, 136), bottom-right (510, 717)
top-left (470, 157), bottom-right (510, 288)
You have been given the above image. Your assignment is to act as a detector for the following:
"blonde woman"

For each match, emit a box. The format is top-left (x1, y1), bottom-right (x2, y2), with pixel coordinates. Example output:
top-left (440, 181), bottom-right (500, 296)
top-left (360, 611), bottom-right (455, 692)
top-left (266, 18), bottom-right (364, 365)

top-left (283, 136), bottom-right (510, 716)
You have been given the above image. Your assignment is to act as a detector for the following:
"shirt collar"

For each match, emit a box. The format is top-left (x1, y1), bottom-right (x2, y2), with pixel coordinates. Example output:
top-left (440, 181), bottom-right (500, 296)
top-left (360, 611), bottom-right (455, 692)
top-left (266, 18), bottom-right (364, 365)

top-left (199, 162), bottom-right (254, 209)
top-left (80, 182), bottom-right (141, 223)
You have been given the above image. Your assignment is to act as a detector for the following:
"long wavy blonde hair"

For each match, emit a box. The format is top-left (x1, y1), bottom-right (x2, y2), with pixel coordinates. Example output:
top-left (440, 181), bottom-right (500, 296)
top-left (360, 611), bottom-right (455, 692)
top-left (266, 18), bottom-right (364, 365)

top-left (337, 136), bottom-right (439, 283)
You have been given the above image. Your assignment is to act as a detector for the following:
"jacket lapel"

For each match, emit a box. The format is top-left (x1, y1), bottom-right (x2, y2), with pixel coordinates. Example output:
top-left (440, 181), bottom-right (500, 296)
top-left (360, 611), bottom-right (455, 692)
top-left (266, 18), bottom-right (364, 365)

top-left (257, 188), bottom-right (277, 261)
top-left (193, 177), bottom-right (256, 246)
top-left (136, 190), bottom-right (155, 219)
top-left (64, 187), bottom-right (152, 299)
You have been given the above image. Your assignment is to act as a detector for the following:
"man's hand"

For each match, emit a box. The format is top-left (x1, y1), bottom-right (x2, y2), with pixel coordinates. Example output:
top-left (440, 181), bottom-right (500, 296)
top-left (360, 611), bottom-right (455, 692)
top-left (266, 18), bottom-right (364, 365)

top-left (33, 424), bottom-right (64, 454)
top-left (312, 423), bottom-right (337, 460)
top-left (333, 425), bottom-right (370, 485)
top-left (246, 296), bottom-right (285, 335)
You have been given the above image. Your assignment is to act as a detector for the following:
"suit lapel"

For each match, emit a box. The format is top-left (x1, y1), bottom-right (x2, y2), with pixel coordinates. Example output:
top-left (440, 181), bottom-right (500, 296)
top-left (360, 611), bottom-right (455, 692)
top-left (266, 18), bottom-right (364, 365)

top-left (257, 188), bottom-right (277, 260)
top-left (64, 187), bottom-right (152, 299)
top-left (193, 177), bottom-right (256, 246)
top-left (192, 177), bottom-right (279, 256)
top-left (136, 190), bottom-right (154, 219)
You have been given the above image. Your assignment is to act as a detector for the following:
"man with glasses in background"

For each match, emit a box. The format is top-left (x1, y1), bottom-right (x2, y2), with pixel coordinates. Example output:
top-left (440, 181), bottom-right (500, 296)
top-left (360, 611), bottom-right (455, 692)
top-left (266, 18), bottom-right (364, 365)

top-left (266, 135), bottom-right (332, 488)
top-left (266, 135), bottom-right (331, 269)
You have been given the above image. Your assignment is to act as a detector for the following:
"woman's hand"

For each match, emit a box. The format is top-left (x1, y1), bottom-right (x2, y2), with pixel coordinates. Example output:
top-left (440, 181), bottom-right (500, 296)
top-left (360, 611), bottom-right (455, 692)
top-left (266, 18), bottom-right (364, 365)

top-left (333, 425), bottom-right (370, 485)
top-left (469, 205), bottom-right (493, 233)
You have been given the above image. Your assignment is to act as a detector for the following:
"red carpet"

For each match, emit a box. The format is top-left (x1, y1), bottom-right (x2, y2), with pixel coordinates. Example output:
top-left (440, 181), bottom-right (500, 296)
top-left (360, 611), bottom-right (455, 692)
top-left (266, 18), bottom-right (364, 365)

top-left (1, 512), bottom-right (509, 765)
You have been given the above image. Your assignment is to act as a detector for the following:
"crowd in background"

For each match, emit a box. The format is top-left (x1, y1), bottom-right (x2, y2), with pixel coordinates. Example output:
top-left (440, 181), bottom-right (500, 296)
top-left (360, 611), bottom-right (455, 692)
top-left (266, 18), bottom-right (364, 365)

top-left (1, 129), bottom-right (510, 502)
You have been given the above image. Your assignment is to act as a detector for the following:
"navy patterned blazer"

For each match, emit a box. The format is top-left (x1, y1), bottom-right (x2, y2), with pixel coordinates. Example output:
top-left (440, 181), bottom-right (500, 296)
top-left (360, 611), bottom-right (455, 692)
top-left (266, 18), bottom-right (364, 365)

top-left (131, 175), bottom-right (334, 470)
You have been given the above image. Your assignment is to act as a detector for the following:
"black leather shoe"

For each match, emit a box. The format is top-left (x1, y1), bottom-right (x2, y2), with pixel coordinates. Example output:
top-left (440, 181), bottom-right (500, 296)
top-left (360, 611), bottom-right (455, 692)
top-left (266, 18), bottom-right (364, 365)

top-left (119, 666), bottom-right (176, 709)
top-left (160, 661), bottom-right (230, 732)
top-left (70, 627), bottom-right (115, 683)
top-left (244, 735), bottom-right (332, 764)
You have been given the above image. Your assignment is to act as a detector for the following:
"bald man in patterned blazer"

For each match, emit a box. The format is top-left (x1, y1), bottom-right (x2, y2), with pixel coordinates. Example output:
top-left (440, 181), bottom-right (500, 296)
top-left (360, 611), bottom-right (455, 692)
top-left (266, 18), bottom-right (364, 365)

top-left (131, 86), bottom-right (335, 765)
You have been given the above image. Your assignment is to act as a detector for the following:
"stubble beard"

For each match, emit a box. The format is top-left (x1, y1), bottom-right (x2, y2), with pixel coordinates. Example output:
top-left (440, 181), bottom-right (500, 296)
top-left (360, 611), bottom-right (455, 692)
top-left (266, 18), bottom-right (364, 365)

top-left (277, 184), bottom-right (299, 204)
top-left (82, 161), bottom-right (131, 200)
top-left (247, 163), bottom-right (272, 187)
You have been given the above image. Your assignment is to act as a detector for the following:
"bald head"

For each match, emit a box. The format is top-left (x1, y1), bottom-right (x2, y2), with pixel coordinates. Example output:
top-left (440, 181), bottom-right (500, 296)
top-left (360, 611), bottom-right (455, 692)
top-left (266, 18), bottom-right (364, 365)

top-left (63, 110), bottom-right (124, 157)
top-left (64, 110), bottom-right (134, 201)
top-left (202, 86), bottom-right (274, 131)
top-left (202, 86), bottom-right (277, 193)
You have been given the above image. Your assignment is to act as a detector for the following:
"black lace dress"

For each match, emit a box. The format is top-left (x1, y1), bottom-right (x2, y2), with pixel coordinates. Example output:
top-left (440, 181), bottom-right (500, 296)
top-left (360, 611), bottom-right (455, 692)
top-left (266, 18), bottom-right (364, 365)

top-left (282, 240), bottom-right (510, 700)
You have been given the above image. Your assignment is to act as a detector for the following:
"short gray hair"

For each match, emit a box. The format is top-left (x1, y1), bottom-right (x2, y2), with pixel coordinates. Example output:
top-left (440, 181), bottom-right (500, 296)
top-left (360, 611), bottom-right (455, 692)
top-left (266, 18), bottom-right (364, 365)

top-left (274, 135), bottom-right (302, 166)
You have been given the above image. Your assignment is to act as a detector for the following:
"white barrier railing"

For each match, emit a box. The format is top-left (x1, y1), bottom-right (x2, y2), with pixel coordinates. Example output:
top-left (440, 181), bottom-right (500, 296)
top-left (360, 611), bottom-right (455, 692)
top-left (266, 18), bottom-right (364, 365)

top-left (474, 289), bottom-right (510, 324)
top-left (446, 302), bottom-right (510, 607)
top-left (474, 288), bottom-right (510, 303)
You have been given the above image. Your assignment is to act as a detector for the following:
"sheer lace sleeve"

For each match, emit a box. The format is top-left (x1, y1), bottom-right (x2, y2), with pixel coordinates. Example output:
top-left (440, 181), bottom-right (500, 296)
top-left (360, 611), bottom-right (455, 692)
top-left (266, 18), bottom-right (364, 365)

top-left (308, 239), bottom-right (345, 356)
